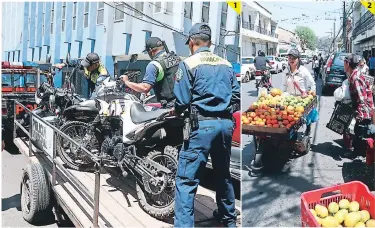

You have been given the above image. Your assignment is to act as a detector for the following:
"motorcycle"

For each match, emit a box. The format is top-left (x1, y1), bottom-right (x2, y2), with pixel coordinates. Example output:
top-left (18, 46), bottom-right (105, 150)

top-left (255, 66), bottom-right (272, 95)
top-left (20, 54), bottom-right (98, 130)
top-left (57, 74), bottom-right (184, 220)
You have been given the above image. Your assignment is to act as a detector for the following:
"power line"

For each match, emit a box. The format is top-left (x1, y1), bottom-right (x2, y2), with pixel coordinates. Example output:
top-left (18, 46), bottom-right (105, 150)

top-left (119, 2), bottom-right (240, 56)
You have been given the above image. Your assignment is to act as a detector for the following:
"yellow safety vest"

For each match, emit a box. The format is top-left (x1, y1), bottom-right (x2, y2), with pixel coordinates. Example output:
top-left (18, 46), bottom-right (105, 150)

top-left (84, 63), bottom-right (108, 83)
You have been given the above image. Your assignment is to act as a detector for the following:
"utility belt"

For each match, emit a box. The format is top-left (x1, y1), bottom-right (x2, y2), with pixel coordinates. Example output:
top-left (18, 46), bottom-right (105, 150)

top-left (183, 109), bottom-right (233, 141)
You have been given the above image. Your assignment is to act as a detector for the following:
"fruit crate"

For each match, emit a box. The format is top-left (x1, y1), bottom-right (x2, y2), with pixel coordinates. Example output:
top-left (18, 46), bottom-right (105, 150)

top-left (326, 102), bottom-right (354, 135)
top-left (301, 181), bottom-right (375, 227)
top-left (242, 96), bottom-right (317, 139)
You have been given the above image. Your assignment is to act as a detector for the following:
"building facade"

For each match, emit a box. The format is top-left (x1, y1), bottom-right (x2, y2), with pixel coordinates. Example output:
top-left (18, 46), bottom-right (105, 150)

top-left (240, 0), bottom-right (278, 57)
top-left (2, 2), bottom-right (240, 87)
top-left (276, 27), bottom-right (301, 56)
top-left (351, 2), bottom-right (375, 59)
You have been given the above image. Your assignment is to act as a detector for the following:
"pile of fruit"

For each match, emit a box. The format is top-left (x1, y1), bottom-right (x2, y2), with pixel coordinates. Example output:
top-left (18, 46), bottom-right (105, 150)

top-left (241, 88), bottom-right (316, 129)
top-left (310, 199), bottom-right (375, 227)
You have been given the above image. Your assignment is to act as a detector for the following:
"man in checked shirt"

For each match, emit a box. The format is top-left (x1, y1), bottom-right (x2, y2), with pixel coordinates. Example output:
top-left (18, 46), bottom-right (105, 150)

top-left (344, 53), bottom-right (374, 158)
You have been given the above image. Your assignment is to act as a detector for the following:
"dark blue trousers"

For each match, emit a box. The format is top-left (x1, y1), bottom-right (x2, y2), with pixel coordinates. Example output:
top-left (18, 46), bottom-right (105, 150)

top-left (174, 119), bottom-right (237, 227)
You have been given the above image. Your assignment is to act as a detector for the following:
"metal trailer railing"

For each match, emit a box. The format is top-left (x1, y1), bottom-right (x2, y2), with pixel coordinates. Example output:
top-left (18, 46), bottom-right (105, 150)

top-left (13, 100), bottom-right (102, 228)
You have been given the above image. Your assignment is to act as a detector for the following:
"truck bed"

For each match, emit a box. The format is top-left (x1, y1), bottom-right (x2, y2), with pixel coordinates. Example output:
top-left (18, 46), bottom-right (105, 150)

top-left (14, 138), bottom-right (241, 227)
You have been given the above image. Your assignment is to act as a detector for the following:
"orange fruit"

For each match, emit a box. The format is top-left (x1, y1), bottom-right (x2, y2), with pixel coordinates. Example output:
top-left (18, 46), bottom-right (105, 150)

top-left (243, 118), bottom-right (250, 124)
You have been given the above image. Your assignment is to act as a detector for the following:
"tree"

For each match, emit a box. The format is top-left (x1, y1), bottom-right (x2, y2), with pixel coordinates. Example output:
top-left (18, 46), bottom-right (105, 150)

top-left (295, 26), bottom-right (317, 51)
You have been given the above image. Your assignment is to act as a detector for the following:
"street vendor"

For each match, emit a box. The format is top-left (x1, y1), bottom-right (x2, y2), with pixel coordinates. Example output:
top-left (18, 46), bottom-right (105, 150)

top-left (342, 53), bottom-right (374, 159)
top-left (282, 48), bottom-right (316, 138)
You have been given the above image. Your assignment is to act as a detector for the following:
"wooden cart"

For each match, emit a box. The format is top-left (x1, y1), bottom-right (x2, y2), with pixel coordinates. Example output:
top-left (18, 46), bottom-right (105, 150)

top-left (242, 97), bottom-right (318, 176)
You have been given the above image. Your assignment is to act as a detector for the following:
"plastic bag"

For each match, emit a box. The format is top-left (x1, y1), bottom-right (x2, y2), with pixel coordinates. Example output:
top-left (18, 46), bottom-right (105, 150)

top-left (306, 108), bottom-right (319, 125)
top-left (334, 79), bottom-right (351, 103)
top-left (258, 87), bottom-right (268, 98)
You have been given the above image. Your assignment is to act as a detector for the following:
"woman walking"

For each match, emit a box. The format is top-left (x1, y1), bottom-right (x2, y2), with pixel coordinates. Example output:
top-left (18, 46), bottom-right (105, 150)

top-left (312, 55), bottom-right (320, 81)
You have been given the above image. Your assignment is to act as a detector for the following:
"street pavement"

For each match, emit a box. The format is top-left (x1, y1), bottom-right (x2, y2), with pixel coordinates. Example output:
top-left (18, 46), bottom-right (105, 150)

top-left (241, 63), bottom-right (375, 227)
top-left (2, 148), bottom-right (58, 227)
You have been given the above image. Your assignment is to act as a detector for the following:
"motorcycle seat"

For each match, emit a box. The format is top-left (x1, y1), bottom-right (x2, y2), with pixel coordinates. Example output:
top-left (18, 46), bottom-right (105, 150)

top-left (130, 102), bottom-right (168, 124)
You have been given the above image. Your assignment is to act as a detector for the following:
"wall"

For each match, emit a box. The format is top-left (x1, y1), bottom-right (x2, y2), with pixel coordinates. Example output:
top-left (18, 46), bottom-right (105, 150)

top-left (4, 2), bottom-right (239, 65)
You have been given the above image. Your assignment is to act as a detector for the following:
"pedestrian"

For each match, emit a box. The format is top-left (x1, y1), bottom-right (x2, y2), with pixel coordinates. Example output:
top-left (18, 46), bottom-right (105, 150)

top-left (283, 48), bottom-right (316, 146)
top-left (342, 53), bottom-right (374, 158)
top-left (55, 53), bottom-right (109, 98)
top-left (121, 37), bottom-right (181, 108)
top-left (171, 23), bottom-right (240, 227)
top-left (369, 54), bottom-right (375, 77)
top-left (358, 58), bottom-right (369, 76)
top-left (318, 53), bottom-right (323, 78)
top-left (312, 55), bottom-right (320, 81)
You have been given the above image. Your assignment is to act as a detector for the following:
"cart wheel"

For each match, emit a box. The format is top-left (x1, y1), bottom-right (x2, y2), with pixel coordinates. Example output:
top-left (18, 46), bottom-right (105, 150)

top-left (21, 163), bottom-right (53, 224)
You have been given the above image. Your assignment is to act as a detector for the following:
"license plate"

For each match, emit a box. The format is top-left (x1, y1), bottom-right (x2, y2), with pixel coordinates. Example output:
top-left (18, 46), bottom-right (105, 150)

top-left (255, 76), bottom-right (262, 80)
top-left (332, 77), bottom-right (341, 82)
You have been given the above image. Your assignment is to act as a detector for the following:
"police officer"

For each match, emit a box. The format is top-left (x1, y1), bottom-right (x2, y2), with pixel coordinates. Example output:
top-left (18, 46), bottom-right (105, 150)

top-left (121, 37), bottom-right (181, 108)
top-left (254, 50), bottom-right (272, 71)
top-left (55, 52), bottom-right (109, 98)
top-left (172, 23), bottom-right (240, 227)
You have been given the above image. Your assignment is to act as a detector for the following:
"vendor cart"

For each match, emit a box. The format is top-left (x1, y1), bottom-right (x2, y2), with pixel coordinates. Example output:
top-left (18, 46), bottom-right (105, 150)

top-left (243, 97), bottom-right (318, 176)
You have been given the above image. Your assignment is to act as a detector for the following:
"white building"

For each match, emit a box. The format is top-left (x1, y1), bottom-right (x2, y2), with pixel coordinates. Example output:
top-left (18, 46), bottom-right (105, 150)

top-left (276, 27), bottom-right (301, 56)
top-left (351, 2), bottom-right (375, 58)
top-left (240, 0), bottom-right (278, 57)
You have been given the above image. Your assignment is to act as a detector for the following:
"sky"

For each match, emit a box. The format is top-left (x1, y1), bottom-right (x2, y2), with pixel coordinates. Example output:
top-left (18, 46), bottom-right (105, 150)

top-left (258, 1), bottom-right (344, 37)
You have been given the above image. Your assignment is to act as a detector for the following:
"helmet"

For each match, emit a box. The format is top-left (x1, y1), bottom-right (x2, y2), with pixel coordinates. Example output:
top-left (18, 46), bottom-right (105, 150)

top-left (259, 50), bottom-right (265, 56)
top-left (288, 48), bottom-right (300, 58)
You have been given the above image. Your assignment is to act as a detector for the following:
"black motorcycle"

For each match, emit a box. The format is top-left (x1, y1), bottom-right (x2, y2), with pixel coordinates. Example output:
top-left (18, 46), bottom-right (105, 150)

top-left (57, 75), bottom-right (184, 220)
top-left (255, 66), bottom-right (273, 95)
top-left (20, 54), bottom-right (98, 131)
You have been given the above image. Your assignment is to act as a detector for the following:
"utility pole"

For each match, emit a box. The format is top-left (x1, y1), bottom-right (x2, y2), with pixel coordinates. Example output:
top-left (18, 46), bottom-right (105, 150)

top-left (343, 1), bottom-right (346, 52)
top-left (325, 18), bottom-right (336, 52)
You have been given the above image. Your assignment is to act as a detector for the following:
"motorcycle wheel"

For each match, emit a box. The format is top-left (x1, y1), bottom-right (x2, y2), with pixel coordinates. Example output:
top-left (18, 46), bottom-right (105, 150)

top-left (57, 121), bottom-right (97, 171)
top-left (136, 146), bottom-right (178, 220)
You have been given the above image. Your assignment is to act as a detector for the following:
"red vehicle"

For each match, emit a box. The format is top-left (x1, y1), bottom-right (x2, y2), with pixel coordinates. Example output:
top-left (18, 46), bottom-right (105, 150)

top-left (1, 61), bottom-right (49, 147)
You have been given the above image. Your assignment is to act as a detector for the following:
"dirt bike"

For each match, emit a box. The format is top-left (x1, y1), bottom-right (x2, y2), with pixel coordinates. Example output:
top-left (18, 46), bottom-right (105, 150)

top-left (255, 66), bottom-right (272, 95)
top-left (57, 76), bottom-right (184, 220)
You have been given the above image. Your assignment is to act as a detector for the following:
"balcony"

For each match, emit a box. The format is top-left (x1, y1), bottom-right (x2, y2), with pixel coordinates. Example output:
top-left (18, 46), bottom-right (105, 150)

top-left (352, 11), bottom-right (375, 39)
top-left (242, 22), bottom-right (278, 38)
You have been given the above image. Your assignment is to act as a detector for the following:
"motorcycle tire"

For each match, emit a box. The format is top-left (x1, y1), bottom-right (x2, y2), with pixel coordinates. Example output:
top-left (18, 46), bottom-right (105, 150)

top-left (57, 121), bottom-right (96, 171)
top-left (136, 146), bottom-right (178, 220)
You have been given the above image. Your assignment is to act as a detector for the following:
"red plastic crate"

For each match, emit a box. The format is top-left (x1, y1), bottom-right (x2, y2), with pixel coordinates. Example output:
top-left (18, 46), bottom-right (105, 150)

top-left (301, 181), bottom-right (375, 227)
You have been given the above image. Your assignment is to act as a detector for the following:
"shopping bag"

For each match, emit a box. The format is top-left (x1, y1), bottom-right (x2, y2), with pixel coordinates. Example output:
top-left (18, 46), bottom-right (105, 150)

top-left (306, 108), bottom-right (319, 125)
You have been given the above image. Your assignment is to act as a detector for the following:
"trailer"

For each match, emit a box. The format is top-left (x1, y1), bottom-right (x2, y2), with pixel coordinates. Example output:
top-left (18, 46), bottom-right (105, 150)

top-left (12, 101), bottom-right (241, 227)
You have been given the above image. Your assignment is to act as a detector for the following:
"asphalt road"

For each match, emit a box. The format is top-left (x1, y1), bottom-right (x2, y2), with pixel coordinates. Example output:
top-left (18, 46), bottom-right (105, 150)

top-left (2, 148), bottom-right (59, 227)
top-left (241, 63), bottom-right (375, 227)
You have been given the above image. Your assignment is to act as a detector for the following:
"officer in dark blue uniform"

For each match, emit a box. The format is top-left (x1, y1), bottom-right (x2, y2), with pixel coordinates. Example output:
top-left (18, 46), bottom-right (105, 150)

top-left (172, 23), bottom-right (240, 227)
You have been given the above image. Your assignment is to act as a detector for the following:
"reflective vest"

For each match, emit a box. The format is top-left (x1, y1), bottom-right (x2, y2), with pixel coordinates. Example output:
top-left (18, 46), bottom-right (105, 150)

top-left (84, 63), bottom-right (108, 84)
top-left (151, 52), bottom-right (181, 105)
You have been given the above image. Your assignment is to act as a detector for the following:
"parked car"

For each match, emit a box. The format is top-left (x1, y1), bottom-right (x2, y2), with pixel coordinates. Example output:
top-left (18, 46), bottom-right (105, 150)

top-left (279, 57), bottom-right (288, 70)
top-left (241, 56), bottom-right (255, 82)
top-left (266, 56), bottom-right (283, 73)
top-left (231, 62), bottom-right (241, 83)
top-left (322, 52), bottom-right (347, 94)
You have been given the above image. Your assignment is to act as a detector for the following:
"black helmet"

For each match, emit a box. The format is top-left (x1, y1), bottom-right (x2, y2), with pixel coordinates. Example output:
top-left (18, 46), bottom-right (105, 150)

top-left (288, 48), bottom-right (300, 58)
top-left (260, 50), bottom-right (265, 56)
